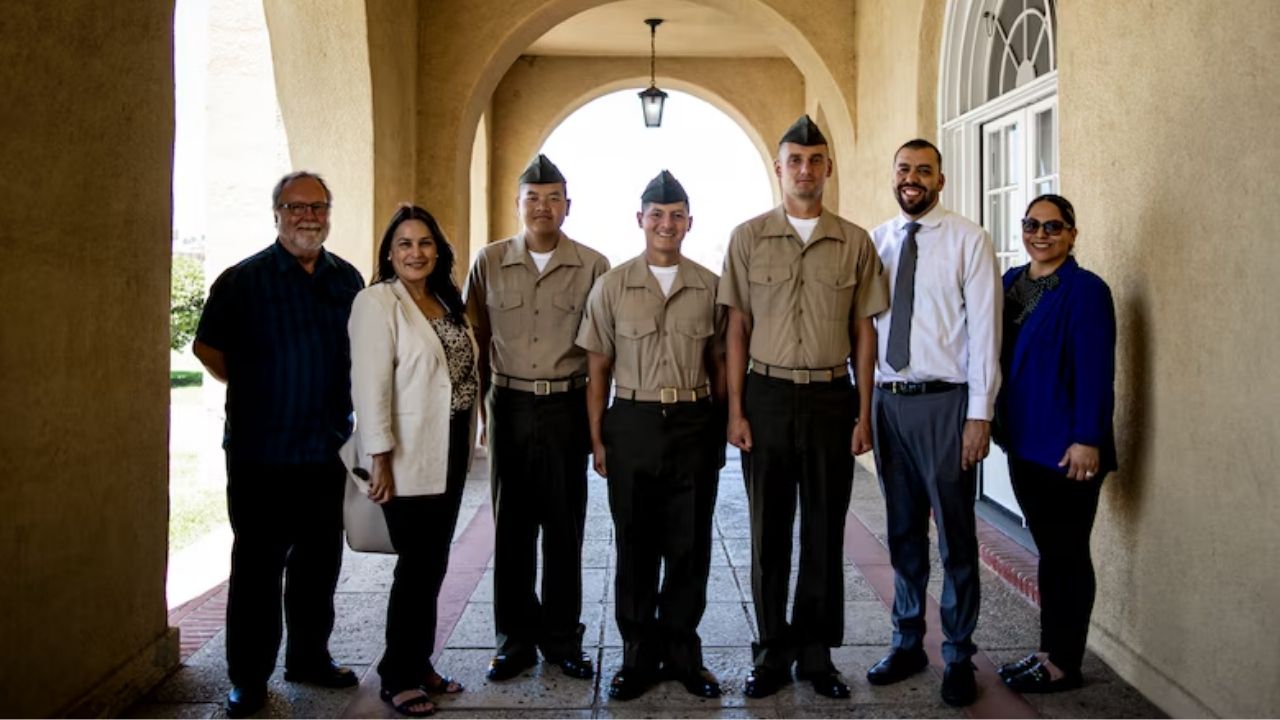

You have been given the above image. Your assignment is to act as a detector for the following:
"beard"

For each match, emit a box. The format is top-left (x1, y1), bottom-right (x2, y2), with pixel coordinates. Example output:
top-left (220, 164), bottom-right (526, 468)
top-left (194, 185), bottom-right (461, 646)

top-left (896, 183), bottom-right (936, 216)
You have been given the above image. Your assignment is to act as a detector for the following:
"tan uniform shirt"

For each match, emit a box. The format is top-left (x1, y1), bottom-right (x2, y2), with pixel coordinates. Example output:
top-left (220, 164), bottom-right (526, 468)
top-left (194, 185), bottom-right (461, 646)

top-left (464, 232), bottom-right (610, 379)
top-left (576, 255), bottom-right (723, 392)
top-left (718, 205), bottom-right (889, 369)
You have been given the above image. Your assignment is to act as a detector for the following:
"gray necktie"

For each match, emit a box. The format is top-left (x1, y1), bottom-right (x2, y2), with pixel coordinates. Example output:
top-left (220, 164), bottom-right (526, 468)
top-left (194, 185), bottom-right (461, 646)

top-left (886, 221), bottom-right (921, 371)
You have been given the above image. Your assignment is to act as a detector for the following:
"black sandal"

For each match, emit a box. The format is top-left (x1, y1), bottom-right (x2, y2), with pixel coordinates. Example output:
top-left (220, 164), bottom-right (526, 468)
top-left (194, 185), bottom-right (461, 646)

top-left (423, 672), bottom-right (465, 694)
top-left (380, 687), bottom-right (436, 717)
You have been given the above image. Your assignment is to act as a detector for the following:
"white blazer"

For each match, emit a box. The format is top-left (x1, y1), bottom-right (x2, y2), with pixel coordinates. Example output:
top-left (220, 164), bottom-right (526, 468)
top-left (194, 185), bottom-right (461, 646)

top-left (347, 279), bottom-right (479, 497)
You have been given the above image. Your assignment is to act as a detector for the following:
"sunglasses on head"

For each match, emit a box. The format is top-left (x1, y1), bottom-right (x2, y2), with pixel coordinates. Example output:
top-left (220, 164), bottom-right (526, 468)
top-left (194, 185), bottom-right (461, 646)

top-left (1021, 218), bottom-right (1070, 236)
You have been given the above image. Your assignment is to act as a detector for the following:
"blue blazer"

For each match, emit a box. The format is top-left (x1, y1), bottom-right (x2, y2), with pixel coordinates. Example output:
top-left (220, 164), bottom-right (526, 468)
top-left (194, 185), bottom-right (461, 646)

top-left (995, 257), bottom-right (1118, 474)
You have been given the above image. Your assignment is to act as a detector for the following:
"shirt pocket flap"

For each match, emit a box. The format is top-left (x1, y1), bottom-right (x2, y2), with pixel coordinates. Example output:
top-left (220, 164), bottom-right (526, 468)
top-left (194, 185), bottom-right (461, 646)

top-left (618, 317), bottom-right (659, 339)
top-left (675, 319), bottom-right (714, 338)
top-left (552, 290), bottom-right (582, 313)
top-left (488, 290), bottom-right (523, 310)
top-left (748, 264), bottom-right (793, 286)
top-left (814, 267), bottom-right (856, 289)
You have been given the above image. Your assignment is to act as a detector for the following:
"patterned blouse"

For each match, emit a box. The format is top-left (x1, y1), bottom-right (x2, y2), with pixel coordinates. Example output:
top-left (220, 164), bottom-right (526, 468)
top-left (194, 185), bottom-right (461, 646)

top-left (428, 316), bottom-right (478, 414)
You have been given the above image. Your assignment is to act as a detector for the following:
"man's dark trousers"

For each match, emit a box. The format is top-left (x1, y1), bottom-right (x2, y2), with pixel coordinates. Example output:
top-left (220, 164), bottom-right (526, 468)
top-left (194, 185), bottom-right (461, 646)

top-left (742, 373), bottom-right (855, 675)
top-left (871, 385), bottom-right (979, 665)
top-left (224, 455), bottom-right (346, 688)
top-left (488, 385), bottom-right (589, 659)
top-left (604, 398), bottom-right (718, 675)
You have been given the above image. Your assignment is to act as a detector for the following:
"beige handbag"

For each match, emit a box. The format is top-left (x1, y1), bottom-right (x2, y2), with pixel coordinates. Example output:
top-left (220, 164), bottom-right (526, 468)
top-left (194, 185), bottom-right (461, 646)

top-left (338, 432), bottom-right (395, 554)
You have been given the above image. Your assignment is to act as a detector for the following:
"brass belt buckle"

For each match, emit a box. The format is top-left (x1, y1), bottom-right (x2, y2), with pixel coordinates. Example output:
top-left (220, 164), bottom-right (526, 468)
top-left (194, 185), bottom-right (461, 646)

top-left (659, 387), bottom-right (679, 404)
top-left (792, 369), bottom-right (811, 384)
top-left (533, 380), bottom-right (552, 396)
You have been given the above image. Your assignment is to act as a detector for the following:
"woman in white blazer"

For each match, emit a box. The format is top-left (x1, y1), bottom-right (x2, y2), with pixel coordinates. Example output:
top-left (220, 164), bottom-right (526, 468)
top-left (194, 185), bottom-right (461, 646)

top-left (349, 205), bottom-right (479, 717)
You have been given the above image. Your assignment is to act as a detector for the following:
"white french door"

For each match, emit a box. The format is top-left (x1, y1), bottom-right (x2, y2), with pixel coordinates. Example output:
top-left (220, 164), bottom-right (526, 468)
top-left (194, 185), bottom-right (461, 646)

top-left (978, 96), bottom-right (1058, 521)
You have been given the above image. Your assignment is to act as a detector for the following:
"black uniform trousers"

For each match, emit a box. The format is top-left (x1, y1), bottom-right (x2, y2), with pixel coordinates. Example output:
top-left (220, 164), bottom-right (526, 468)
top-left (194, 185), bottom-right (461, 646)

top-left (377, 413), bottom-right (471, 691)
top-left (488, 385), bottom-right (590, 658)
top-left (604, 398), bottom-right (719, 675)
top-left (871, 386), bottom-right (979, 665)
top-left (742, 374), bottom-right (855, 675)
top-left (1008, 455), bottom-right (1104, 674)
top-left (224, 455), bottom-right (346, 688)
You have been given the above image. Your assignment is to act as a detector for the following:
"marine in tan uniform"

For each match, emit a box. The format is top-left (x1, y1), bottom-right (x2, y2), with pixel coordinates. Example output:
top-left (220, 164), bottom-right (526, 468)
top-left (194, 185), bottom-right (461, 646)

top-left (463, 154), bottom-right (610, 682)
top-left (718, 116), bottom-right (890, 699)
top-left (576, 171), bottom-right (726, 701)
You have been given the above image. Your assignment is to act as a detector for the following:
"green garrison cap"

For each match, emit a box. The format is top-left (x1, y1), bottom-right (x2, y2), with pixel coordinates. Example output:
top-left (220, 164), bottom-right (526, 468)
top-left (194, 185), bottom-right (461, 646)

top-left (779, 114), bottom-right (828, 146)
top-left (641, 170), bottom-right (688, 204)
top-left (518, 154), bottom-right (566, 184)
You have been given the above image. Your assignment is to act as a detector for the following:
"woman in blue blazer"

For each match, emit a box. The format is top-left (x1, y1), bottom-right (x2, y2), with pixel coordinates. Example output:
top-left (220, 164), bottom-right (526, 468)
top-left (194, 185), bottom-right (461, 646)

top-left (994, 194), bottom-right (1116, 693)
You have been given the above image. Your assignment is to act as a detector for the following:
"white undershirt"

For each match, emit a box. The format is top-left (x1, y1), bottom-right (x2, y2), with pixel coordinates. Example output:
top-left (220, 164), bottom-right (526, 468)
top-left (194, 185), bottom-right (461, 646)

top-left (529, 250), bottom-right (553, 273)
top-left (787, 214), bottom-right (820, 244)
top-left (649, 264), bottom-right (679, 297)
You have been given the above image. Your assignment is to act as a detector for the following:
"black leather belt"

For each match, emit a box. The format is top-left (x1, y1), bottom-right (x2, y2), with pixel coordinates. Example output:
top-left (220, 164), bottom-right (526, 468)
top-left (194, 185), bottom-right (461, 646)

top-left (750, 360), bottom-right (849, 384)
top-left (492, 373), bottom-right (587, 396)
top-left (876, 381), bottom-right (965, 396)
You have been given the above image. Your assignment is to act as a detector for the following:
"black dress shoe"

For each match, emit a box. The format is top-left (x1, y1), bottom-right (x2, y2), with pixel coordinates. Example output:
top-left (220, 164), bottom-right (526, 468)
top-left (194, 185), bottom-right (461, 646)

top-left (743, 666), bottom-right (788, 699)
top-left (486, 650), bottom-right (538, 681)
top-left (284, 660), bottom-right (359, 688)
top-left (800, 670), bottom-right (851, 699)
top-left (940, 661), bottom-right (977, 707)
top-left (607, 668), bottom-right (654, 700)
top-left (998, 653), bottom-right (1040, 681)
top-left (1004, 661), bottom-right (1082, 694)
top-left (226, 685), bottom-right (266, 719)
top-left (866, 647), bottom-right (929, 685)
top-left (543, 651), bottom-right (594, 679)
top-left (678, 668), bottom-right (722, 698)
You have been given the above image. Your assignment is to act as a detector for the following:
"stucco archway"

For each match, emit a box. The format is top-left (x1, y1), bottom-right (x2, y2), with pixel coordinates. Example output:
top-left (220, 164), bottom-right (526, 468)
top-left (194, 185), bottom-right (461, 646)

top-left (484, 57), bottom-right (802, 241)
top-left (427, 0), bottom-right (862, 261)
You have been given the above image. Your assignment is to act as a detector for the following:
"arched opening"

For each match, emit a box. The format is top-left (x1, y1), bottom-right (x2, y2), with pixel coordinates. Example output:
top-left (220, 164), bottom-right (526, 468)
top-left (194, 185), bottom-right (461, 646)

top-left (536, 88), bottom-right (773, 271)
top-left (168, 0), bottom-right (296, 611)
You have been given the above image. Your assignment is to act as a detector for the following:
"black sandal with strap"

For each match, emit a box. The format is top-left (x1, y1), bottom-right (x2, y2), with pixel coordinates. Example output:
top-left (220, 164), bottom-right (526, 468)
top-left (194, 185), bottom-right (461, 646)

top-left (380, 687), bottom-right (436, 717)
top-left (423, 672), bottom-right (465, 694)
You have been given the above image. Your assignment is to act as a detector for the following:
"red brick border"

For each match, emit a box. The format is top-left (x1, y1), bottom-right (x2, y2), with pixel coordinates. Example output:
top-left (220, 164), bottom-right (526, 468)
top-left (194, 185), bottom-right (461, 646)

top-left (977, 521), bottom-right (1040, 607)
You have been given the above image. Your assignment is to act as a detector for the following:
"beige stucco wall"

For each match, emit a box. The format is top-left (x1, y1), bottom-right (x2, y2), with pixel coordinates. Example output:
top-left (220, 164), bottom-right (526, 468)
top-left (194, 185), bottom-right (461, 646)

top-left (0, 2), bottom-right (178, 716)
top-left (842, 0), bottom-right (945, 228)
top-left (487, 55), bottom-right (803, 241)
top-left (367, 0), bottom-right (419, 269)
top-left (413, 0), bottom-right (863, 264)
top-left (1060, 2), bottom-right (1280, 717)
top-left (264, 0), bottom-right (375, 280)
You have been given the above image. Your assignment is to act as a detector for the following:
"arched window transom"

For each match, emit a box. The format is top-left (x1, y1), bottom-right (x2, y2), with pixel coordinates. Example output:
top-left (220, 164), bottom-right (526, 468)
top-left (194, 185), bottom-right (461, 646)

top-left (984, 0), bottom-right (1056, 101)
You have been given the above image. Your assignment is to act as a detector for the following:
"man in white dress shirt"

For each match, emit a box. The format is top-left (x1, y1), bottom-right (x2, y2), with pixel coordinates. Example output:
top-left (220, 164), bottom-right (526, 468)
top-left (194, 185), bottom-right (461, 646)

top-left (864, 139), bottom-right (1001, 707)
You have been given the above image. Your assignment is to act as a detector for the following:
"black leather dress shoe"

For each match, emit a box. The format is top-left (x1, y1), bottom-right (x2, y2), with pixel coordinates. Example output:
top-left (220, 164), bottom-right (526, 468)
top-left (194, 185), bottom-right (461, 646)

top-left (866, 647), bottom-right (929, 685)
top-left (284, 660), bottom-right (358, 688)
top-left (800, 670), bottom-right (851, 699)
top-left (743, 666), bottom-right (788, 699)
top-left (679, 668), bottom-right (722, 698)
top-left (226, 685), bottom-right (266, 719)
top-left (940, 661), bottom-right (977, 707)
top-left (546, 651), bottom-right (595, 679)
top-left (607, 668), bottom-right (654, 700)
top-left (998, 653), bottom-right (1040, 681)
top-left (486, 650), bottom-right (538, 681)
top-left (1004, 661), bottom-right (1082, 694)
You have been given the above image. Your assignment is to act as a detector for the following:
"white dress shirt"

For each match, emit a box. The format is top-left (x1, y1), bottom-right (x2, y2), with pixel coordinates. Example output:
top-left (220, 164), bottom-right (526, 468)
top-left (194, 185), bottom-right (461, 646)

top-left (871, 204), bottom-right (1002, 420)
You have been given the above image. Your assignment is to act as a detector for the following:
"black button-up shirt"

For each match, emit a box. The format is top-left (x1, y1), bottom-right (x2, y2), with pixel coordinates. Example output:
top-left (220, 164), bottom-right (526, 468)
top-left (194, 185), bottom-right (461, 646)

top-left (196, 241), bottom-right (365, 464)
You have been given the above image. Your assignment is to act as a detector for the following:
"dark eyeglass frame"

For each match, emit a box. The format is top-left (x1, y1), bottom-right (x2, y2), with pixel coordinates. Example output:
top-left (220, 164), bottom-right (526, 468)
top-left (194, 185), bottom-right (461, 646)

top-left (1021, 217), bottom-right (1071, 236)
top-left (277, 202), bottom-right (333, 216)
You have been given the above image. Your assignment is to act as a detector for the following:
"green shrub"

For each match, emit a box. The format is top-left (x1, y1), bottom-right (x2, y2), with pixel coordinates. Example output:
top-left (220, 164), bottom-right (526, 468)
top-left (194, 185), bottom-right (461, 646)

top-left (170, 370), bottom-right (203, 387)
top-left (171, 255), bottom-right (205, 351)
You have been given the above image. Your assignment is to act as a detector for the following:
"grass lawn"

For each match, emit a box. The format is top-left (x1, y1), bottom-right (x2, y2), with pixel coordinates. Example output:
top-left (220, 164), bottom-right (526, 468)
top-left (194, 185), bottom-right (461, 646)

top-left (169, 377), bottom-right (229, 552)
